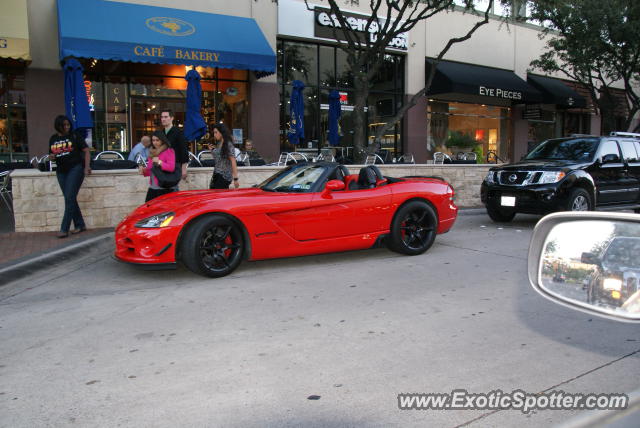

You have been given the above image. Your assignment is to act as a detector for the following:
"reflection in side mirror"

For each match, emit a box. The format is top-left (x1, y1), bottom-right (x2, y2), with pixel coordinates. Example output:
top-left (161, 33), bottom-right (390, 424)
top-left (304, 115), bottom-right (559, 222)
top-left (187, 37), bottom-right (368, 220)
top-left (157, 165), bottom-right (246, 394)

top-left (528, 212), bottom-right (640, 322)
top-left (580, 252), bottom-right (599, 265)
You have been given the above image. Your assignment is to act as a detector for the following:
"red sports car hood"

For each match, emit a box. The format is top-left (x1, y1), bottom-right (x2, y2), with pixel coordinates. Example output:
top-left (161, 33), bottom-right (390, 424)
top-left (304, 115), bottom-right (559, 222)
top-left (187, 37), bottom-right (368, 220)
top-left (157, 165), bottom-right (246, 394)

top-left (126, 188), bottom-right (268, 220)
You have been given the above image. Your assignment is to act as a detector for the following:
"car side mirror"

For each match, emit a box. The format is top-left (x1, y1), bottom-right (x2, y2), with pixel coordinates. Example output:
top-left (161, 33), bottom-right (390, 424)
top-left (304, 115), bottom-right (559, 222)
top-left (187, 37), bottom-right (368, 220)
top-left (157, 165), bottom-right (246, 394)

top-left (326, 179), bottom-right (345, 191)
top-left (528, 212), bottom-right (640, 322)
top-left (601, 153), bottom-right (619, 164)
top-left (580, 252), bottom-right (599, 265)
top-left (321, 179), bottom-right (345, 198)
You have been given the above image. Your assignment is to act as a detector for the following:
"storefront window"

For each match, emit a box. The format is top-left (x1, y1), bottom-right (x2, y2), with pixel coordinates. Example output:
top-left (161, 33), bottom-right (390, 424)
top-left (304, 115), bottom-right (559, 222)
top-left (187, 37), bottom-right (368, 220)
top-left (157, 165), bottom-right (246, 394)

top-left (0, 71), bottom-right (28, 162)
top-left (428, 101), bottom-right (512, 162)
top-left (83, 61), bottom-right (249, 154)
top-left (281, 41), bottom-right (318, 86)
top-left (278, 39), bottom-right (405, 158)
top-left (525, 106), bottom-right (591, 154)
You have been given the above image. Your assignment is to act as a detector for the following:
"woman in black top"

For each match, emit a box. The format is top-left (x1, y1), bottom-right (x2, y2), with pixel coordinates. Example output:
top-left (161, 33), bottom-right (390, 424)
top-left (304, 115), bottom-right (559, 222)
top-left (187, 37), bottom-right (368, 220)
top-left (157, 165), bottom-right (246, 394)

top-left (49, 115), bottom-right (91, 238)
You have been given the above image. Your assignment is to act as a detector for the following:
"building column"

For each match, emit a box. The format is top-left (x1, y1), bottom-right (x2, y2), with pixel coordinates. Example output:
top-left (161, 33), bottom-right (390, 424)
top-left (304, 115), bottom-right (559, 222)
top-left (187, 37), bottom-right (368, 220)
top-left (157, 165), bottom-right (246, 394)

top-left (512, 105), bottom-right (528, 162)
top-left (25, 68), bottom-right (64, 157)
top-left (403, 95), bottom-right (428, 163)
top-left (249, 77), bottom-right (279, 163)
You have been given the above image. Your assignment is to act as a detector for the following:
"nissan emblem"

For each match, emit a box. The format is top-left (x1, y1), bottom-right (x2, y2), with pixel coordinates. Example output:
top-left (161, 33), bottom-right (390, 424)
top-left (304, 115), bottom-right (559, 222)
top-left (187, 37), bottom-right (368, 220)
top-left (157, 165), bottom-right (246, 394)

top-left (509, 174), bottom-right (517, 183)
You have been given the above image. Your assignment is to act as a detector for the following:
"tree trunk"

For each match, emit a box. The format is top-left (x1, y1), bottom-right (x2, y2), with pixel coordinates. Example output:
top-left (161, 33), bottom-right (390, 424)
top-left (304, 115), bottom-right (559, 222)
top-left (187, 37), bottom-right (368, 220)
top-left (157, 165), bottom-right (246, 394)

top-left (352, 76), bottom-right (370, 164)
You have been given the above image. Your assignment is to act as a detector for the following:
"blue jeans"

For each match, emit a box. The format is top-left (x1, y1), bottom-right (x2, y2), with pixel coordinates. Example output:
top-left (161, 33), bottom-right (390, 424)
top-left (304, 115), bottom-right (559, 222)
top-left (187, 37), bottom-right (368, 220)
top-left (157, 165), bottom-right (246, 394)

top-left (56, 163), bottom-right (85, 233)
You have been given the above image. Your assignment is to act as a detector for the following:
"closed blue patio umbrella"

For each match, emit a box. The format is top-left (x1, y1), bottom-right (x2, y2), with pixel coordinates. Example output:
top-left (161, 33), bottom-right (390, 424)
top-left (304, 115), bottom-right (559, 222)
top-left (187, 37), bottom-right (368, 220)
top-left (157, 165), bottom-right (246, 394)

top-left (287, 80), bottom-right (305, 145)
top-left (328, 90), bottom-right (342, 146)
top-left (184, 69), bottom-right (207, 142)
top-left (63, 58), bottom-right (93, 129)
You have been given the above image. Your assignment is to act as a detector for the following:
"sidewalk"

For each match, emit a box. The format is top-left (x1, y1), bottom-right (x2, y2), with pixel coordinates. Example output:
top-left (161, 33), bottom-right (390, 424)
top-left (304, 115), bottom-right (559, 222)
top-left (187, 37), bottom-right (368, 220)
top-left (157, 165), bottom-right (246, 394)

top-left (0, 228), bottom-right (114, 285)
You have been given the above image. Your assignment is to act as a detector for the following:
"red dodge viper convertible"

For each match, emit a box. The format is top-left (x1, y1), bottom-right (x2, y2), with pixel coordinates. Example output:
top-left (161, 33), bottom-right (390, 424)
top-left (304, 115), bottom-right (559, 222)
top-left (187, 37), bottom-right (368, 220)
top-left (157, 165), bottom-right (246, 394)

top-left (115, 163), bottom-right (458, 277)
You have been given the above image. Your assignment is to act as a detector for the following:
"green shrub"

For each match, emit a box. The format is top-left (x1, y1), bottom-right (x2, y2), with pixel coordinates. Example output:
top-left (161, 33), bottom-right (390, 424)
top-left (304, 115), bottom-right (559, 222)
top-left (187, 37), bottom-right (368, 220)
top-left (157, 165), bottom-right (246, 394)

top-left (445, 131), bottom-right (479, 149)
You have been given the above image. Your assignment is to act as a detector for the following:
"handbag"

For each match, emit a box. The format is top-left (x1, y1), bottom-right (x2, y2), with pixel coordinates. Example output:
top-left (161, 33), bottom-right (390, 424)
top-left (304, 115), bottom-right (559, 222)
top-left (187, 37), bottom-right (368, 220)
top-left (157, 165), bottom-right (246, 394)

top-left (152, 163), bottom-right (181, 188)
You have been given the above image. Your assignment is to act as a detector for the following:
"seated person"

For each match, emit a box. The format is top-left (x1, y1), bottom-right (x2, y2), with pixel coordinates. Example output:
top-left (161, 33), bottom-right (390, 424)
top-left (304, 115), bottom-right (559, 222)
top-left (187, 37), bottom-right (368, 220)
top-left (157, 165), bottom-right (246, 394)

top-left (243, 139), bottom-right (261, 159)
top-left (241, 139), bottom-right (265, 165)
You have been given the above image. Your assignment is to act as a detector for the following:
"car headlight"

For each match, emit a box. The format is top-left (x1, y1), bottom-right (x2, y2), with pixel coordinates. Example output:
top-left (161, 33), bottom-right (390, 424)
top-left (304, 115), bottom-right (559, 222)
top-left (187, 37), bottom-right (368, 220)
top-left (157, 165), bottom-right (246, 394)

top-left (603, 277), bottom-right (622, 291)
top-left (539, 171), bottom-right (566, 184)
top-left (485, 171), bottom-right (495, 184)
top-left (135, 212), bottom-right (175, 228)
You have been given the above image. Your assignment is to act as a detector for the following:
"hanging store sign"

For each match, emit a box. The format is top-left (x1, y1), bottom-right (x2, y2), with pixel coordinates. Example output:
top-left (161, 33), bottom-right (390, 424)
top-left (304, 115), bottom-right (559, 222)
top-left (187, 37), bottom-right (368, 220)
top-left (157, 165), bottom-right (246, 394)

top-left (314, 8), bottom-right (408, 50)
top-left (106, 84), bottom-right (127, 123)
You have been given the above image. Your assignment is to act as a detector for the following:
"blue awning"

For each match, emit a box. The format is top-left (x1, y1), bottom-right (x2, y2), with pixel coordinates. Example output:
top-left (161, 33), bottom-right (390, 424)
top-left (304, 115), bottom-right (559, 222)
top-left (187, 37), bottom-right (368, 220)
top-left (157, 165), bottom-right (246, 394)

top-left (56, 0), bottom-right (275, 73)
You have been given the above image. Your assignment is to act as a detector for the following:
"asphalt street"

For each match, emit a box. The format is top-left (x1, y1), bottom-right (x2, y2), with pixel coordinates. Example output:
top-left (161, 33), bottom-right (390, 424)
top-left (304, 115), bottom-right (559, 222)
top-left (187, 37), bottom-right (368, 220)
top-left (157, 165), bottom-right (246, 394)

top-left (1, 214), bottom-right (639, 427)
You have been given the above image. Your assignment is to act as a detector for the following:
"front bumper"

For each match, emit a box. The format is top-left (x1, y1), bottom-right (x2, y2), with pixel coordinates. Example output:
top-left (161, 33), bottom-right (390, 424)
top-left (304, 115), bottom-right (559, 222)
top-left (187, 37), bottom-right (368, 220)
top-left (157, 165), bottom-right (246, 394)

top-left (481, 182), bottom-right (569, 215)
top-left (114, 221), bottom-right (181, 265)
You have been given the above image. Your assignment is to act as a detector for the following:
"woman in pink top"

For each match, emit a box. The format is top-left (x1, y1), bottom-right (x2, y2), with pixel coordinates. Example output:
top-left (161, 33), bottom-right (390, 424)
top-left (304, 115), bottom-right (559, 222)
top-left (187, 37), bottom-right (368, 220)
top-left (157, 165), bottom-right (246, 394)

top-left (139, 130), bottom-right (176, 202)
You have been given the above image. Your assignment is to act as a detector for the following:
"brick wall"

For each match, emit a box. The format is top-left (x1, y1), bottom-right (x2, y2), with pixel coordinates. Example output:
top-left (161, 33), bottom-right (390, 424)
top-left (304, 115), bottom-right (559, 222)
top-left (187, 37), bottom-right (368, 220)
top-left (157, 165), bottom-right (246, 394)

top-left (10, 164), bottom-right (491, 232)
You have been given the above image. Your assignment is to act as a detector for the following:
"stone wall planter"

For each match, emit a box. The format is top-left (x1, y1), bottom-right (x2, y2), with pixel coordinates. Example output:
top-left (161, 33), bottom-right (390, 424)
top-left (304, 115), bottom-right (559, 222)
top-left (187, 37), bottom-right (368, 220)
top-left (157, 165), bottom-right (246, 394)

top-left (9, 164), bottom-right (491, 232)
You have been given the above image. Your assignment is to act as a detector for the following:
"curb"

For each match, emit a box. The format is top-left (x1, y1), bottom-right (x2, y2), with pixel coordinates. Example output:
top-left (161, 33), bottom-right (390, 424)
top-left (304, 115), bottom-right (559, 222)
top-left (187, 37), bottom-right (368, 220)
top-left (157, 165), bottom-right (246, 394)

top-left (0, 232), bottom-right (114, 286)
top-left (457, 207), bottom-right (485, 216)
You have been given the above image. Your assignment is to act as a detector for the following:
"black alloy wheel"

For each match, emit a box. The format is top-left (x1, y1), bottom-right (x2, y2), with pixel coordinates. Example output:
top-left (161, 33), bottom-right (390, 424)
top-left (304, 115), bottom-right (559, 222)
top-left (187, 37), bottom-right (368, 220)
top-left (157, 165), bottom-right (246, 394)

top-left (389, 200), bottom-right (437, 255)
top-left (181, 215), bottom-right (244, 277)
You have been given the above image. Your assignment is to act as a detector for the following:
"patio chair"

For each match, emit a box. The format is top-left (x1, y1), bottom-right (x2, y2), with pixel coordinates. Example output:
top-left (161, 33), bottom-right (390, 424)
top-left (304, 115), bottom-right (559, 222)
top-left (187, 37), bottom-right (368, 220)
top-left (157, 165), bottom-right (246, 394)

top-left (188, 151), bottom-right (202, 167)
top-left (134, 153), bottom-right (147, 167)
top-left (0, 171), bottom-right (12, 213)
top-left (433, 152), bottom-right (451, 164)
top-left (291, 152), bottom-right (308, 162)
top-left (35, 154), bottom-right (54, 171)
top-left (272, 152), bottom-right (290, 166)
top-left (395, 153), bottom-right (415, 164)
top-left (94, 151), bottom-right (125, 161)
top-left (364, 154), bottom-right (384, 165)
top-left (236, 152), bottom-right (249, 166)
top-left (197, 150), bottom-right (215, 167)
top-left (316, 148), bottom-right (336, 163)
top-left (272, 152), bottom-right (307, 166)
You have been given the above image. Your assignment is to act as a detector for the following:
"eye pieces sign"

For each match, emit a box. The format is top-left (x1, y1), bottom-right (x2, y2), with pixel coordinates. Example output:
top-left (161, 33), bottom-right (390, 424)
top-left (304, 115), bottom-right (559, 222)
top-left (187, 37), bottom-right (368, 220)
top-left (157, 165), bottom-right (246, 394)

top-left (479, 86), bottom-right (522, 100)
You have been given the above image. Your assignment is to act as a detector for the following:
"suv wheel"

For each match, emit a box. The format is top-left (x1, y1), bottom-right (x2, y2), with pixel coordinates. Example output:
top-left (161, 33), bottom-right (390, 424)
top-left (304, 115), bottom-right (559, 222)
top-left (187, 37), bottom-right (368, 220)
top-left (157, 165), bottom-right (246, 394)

top-left (486, 205), bottom-right (516, 222)
top-left (566, 188), bottom-right (592, 211)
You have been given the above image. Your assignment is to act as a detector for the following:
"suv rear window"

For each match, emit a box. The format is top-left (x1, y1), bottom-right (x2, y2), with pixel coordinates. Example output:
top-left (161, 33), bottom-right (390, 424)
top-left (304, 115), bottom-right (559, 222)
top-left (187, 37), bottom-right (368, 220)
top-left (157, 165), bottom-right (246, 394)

top-left (619, 140), bottom-right (639, 162)
top-left (525, 138), bottom-right (599, 161)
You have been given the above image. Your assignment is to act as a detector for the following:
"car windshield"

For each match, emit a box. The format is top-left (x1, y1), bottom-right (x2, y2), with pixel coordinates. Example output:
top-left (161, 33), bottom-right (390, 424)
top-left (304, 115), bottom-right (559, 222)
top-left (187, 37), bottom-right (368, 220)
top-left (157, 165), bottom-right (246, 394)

top-left (525, 138), bottom-right (599, 161)
top-left (603, 237), bottom-right (640, 268)
top-left (259, 164), bottom-right (326, 193)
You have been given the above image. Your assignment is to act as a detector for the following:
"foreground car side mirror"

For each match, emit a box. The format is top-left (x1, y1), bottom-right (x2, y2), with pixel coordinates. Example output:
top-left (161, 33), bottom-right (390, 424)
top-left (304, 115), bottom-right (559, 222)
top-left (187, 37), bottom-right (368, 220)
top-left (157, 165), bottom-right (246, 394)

top-left (528, 211), bottom-right (640, 323)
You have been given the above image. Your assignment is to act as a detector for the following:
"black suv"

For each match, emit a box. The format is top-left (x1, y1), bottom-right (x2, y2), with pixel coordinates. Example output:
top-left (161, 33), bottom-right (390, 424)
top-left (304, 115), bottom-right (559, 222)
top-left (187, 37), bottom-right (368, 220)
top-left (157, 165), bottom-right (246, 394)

top-left (581, 236), bottom-right (640, 308)
top-left (481, 133), bottom-right (640, 222)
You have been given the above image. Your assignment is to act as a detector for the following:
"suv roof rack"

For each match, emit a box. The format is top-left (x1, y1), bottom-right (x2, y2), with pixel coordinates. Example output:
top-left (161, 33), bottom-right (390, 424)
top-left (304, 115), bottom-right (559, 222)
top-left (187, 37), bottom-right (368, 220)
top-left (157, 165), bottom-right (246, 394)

top-left (610, 132), bottom-right (640, 138)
